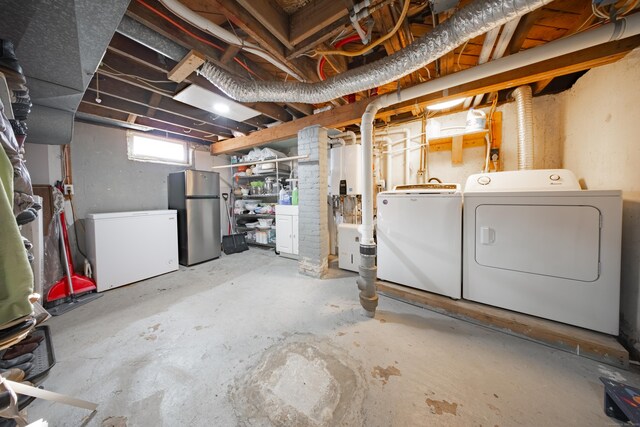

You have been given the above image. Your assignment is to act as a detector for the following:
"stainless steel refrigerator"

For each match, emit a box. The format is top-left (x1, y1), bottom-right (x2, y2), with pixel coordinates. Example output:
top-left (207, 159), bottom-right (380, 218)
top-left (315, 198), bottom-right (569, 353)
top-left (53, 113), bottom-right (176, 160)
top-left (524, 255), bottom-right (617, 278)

top-left (168, 170), bottom-right (221, 265)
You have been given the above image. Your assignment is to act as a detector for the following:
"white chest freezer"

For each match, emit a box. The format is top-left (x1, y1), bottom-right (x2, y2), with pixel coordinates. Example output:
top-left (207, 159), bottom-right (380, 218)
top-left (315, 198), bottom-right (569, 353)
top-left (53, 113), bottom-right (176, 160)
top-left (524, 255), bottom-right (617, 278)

top-left (85, 210), bottom-right (179, 292)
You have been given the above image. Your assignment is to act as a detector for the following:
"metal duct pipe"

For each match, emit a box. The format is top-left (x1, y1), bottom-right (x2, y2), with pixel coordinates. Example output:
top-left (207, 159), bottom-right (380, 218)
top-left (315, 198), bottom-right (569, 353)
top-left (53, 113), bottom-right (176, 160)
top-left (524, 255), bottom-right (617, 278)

top-left (356, 12), bottom-right (640, 317)
top-left (511, 85), bottom-right (534, 170)
top-left (157, 0), bottom-right (303, 80)
top-left (199, 0), bottom-right (554, 104)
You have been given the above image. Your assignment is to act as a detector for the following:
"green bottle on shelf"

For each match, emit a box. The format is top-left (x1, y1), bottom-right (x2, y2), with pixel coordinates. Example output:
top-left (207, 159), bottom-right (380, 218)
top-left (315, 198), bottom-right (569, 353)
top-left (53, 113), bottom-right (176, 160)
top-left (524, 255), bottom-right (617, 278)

top-left (291, 179), bottom-right (299, 205)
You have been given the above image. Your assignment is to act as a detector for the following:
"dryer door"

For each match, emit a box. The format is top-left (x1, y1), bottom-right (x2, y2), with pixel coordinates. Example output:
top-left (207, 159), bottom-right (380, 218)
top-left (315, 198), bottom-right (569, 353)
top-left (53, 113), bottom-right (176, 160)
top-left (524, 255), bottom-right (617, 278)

top-left (475, 204), bottom-right (600, 281)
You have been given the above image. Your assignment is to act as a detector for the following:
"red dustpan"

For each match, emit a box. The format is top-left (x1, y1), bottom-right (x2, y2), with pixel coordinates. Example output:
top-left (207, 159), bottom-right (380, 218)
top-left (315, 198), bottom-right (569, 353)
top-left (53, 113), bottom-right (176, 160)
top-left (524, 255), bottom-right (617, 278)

top-left (45, 211), bottom-right (101, 315)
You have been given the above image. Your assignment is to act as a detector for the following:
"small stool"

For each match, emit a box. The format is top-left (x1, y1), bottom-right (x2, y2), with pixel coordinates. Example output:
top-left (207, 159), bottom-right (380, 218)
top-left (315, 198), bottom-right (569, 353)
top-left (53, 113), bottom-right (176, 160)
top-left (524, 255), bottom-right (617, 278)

top-left (601, 376), bottom-right (640, 424)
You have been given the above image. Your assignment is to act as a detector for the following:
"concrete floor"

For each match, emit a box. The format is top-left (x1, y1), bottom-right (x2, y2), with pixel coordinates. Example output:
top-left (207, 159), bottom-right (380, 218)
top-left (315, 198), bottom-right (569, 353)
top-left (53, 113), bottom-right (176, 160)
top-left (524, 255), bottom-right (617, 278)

top-left (28, 249), bottom-right (639, 426)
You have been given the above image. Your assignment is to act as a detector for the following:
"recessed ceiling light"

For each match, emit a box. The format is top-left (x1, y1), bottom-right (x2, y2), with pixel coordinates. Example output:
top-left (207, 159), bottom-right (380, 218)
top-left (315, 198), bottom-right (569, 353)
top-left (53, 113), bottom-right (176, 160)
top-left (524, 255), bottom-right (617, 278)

top-left (213, 102), bottom-right (230, 113)
top-left (173, 85), bottom-right (261, 122)
top-left (426, 98), bottom-right (466, 111)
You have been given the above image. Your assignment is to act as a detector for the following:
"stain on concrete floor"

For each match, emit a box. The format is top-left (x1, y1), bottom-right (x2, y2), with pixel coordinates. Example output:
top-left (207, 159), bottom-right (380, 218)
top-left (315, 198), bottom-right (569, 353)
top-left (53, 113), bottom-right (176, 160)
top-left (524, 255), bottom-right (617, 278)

top-left (231, 335), bottom-right (366, 426)
top-left (371, 364), bottom-right (401, 385)
top-left (425, 398), bottom-right (458, 416)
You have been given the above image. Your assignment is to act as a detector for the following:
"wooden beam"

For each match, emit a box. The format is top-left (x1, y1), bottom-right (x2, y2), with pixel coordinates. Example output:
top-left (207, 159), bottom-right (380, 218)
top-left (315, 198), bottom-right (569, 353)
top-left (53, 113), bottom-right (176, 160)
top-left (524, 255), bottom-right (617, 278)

top-left (287, 16), bottom-right (350, 60)
top-left (377, 281), bottom-right (628, 368)
top-left (507, 8), bottom-right (544, 55)
top-left (182, 0), bottom-right (319, 83)
top-left (126, 114), bottom-right (137, 124)
top-left (167, 50), bottom-right (206, 82)
top-left (290, 0), bottom-right (348, 46)
top-left (220, 45), bottom-right (241, 65)
top-left (211, 100), bottom-right (370, 154)
top-left (82, 91), bottom-right (233, 138)
top-left (107, 34), bottom-right (292, 122)
top-left (211, 34), bottom-right (640, 154)
top-left (145, 92), bottom-right (163, 118)
top-left (90, 74), bottom-right (257, 134)
top-left (235, 0), bottom-right (291, 49)
top-left (78, 102), bottom-right (218, 143)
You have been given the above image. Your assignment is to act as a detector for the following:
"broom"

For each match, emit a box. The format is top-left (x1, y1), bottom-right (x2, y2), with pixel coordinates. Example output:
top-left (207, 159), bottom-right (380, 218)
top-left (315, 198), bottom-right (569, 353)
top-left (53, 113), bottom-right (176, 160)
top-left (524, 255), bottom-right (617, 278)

top-left (221, 193), bottom-right (248, 254)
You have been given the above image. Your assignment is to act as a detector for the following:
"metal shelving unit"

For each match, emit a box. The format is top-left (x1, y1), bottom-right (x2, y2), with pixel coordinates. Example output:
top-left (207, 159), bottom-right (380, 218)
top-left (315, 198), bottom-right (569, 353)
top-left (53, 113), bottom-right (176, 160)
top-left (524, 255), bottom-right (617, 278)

top-left (214, 155), bottom-right (306, 250)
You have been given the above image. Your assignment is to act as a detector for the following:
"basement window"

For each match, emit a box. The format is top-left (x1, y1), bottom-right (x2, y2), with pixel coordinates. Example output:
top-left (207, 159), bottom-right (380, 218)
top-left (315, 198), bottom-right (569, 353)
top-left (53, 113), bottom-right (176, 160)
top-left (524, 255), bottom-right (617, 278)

top-left (127, 131), bottom-right (192, 166)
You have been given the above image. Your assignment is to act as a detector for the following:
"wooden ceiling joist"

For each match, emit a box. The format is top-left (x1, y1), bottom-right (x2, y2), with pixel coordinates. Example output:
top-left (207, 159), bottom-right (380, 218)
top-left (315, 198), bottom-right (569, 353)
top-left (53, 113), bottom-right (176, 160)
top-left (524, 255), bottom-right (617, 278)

top-left (82, 90), bottom-right (234, 138)
top-left (107, 34), bottom-right (293, 123)
top-left (78, 102), bottom-right (218, 144)
top-left (289, 0), bottom-right (348, 46)
top-left (89, 74), bottom-right (256, 134)
top-left (235, 0), bottom-right (291, 49)
top-left (211, 34), bottom-right (640, 154)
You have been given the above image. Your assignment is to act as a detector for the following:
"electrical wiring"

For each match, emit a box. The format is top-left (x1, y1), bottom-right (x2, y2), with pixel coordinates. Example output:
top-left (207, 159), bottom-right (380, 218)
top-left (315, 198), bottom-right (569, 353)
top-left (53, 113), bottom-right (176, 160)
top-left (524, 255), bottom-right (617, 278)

top-left (135, 0), bottom-right (260, 79)
top-left (101, 63), bottom-right (174, 84)
top-left (314, 0), bottom-right (410, 57)
top-left (592, 0), bottom-right (638, 20)
top-left (456, 40), bottom-right (469, 71)
top-left (97, 69), bottom-right (175, 95)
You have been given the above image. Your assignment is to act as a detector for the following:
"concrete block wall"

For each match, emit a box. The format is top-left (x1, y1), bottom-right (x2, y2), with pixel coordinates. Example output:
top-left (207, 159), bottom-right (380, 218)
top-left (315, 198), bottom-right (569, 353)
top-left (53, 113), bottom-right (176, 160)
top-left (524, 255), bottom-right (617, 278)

top-left (297, 125), bottom-right (329, 278)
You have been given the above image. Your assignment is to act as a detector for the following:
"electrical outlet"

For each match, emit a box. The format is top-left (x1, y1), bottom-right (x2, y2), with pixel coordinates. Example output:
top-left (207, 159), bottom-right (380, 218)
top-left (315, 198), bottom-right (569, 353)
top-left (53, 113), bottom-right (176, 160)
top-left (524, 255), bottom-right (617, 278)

top-left (64, 184), bottom-right (74, 195)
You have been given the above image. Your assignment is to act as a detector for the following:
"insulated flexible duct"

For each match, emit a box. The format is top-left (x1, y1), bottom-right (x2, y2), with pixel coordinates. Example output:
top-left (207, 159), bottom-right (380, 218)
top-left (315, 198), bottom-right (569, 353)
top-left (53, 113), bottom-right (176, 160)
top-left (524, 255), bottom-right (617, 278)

top-left (198, 0), bottom-right (554, 104)
top-left (512, 85), bottom-right (534, 170)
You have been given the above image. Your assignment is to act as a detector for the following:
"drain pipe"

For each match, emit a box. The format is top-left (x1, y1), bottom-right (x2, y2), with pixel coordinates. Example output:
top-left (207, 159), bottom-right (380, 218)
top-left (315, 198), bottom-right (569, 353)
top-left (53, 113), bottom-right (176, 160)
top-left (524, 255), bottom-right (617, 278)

top-left (375, 128), bottom-right (411, 185)
top-left (356, 14), bottom-right (640, 316)
top-left (511, 85), bottom-right (534, 170)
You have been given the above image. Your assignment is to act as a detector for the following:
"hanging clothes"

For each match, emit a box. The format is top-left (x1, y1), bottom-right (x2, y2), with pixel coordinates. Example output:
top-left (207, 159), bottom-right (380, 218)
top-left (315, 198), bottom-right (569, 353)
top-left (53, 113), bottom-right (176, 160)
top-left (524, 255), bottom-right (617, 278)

top-left (0, 98), bottom-right (33, 326)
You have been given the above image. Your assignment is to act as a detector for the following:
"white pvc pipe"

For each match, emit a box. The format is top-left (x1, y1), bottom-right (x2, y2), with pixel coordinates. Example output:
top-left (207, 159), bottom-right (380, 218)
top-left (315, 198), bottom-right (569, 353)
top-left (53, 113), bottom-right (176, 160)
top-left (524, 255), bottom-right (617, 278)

top-left (375, 137), bottom-right (393, 190)
top-left (358, 13), bottom-right (640, 245)
top-left (333, 131), bottom-right (357, 145)
top-left (158, 0), bottom-right (303, 81)
top-left (375, 128), bottom-right (411, 184)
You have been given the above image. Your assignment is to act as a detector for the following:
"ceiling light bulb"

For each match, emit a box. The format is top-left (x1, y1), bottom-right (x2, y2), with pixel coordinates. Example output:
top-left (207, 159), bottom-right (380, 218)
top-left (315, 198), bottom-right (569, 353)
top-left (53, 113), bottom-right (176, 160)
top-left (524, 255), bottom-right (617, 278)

top-left (213, 102), bottom-right (230, 113)
top-left (426, 98), bottom-right (465, 111)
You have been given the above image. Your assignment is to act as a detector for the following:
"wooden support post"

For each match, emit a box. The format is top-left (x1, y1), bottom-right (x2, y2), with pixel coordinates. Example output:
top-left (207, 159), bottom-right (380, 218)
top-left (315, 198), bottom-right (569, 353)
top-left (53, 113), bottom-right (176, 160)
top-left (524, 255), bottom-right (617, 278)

top-left (451, 135), bottom-right (463, 164)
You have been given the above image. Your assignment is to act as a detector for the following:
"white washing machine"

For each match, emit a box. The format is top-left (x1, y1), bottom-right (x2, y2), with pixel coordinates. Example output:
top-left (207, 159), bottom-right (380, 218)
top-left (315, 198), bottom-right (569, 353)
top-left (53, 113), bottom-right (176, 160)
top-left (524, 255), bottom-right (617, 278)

top-left (463, 169), bottom-right (622, 335)
top-left (377, 184), bottom-right (462, 299)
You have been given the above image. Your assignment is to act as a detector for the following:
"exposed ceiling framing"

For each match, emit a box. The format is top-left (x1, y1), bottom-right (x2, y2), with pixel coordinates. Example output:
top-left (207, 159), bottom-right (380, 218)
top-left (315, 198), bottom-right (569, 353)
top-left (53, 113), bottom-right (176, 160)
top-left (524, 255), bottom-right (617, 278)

top-left (74, 0), bottom-right (640, 150)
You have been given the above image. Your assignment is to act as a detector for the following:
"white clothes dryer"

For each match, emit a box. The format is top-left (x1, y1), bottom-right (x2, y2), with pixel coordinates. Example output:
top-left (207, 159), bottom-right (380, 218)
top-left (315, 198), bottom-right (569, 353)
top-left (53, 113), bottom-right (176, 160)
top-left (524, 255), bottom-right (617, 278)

top-left (463, 169), bottom-right (622, 335)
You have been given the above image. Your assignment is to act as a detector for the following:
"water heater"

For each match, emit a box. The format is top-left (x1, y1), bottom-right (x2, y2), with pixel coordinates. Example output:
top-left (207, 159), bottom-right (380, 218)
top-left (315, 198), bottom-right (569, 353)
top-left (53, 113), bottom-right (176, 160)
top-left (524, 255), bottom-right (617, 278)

top-left (330, 144), bottom-right (363, 195)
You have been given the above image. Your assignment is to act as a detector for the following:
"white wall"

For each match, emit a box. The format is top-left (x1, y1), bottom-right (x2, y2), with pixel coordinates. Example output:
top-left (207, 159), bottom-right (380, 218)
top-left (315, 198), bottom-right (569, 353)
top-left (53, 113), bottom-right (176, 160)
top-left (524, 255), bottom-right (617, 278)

top-left (559, 48), bottom-right (640, 352)
top-left (23, 143), bottom-right (63, 185)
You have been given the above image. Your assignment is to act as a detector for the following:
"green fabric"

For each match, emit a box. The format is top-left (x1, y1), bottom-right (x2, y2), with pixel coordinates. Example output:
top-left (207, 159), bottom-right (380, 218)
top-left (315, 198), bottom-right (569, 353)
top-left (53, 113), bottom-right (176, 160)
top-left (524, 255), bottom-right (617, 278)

top-left (0, 135), bottom-right (33, 325)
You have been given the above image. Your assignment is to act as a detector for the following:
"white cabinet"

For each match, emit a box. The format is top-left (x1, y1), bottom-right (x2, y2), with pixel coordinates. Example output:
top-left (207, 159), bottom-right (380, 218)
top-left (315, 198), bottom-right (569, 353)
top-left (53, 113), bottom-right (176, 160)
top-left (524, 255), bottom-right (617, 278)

top-left (338, 223), bottom-right (360, 272)
top-left (275, 205), bottom-right (298, 257)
